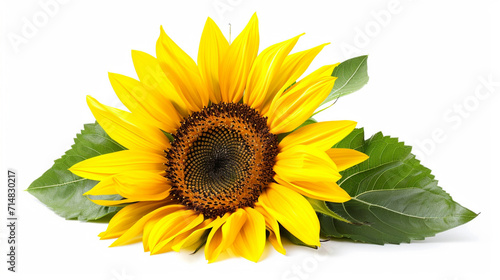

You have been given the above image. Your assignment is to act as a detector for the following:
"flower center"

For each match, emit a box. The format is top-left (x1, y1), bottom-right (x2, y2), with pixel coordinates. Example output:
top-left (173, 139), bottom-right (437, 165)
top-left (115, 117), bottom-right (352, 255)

top-left (166, 103), bottom-right (279, 218)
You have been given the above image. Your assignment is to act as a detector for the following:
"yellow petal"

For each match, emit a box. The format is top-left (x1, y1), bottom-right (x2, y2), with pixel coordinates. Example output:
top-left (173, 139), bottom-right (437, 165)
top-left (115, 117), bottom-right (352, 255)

top-left (267, 76), bottom-right (337, 134)
top-left (258, 183), bottom-right (320, 247)
top-left (273, 144), bottom-right (351, 201)
top-left (219, 209), bottom-right (248, 250)
top-left (83, 175), bottom-right (117, 196)
top-left (274, 177), bottom-right (351, 203)
top-left (198, 17), bottom-right (229, 103)
top-left (261, 43), bottom-right (328, 115)
top-left (254, 203), bottom-right (286, 255)
top-left (296, 64), bottom-right (339, 88)
top-left (86, 96), bottom-right (169, 154)
top-left (244, 34), bottom-right (302, 110)
top-left (170, 218), bottom-right (213, 252)
top-left (205, 209), bottom-right (247, 263)
top-left (108, 72), bottom-right (182, 133)
top-left (274, 145), bottom-right (341, 183)
top-left (113, 171), bottom-right (171, 201)
top-left (150, 218), bottom-right (205, 255)
top-left (219, 13), bottom-right (259, 103)
top-left (88, 198), bottom-right (136, 206)
top-left (69, 150), bottom-right (166, 181)
top-left (131, 50), bottom-right (190, 116)
top-left (230, 207), bottom-right (266, 262)
top-left (268, 43), bottom-right (328, 98)
top-left (326, 148), bottom-right (369, 171)
top-left (156, 27), bottom-right (209, 111)
top-left (172, 215), bottom-right (227, 252)
top-left (110, 204), bottom-right (185, 247)
top-left (205, 225), bottom-right (224, 263)
top-left (266, 63), bottom-right (338, 113)
top-left (279, 121), bottom-right (357, 152)
top-left (141, 210), bottom-right (167, 252)
top-left (99, 200), bottom-right (171, 240)
top-left (148, 210), bottom-right (204, 255)
top-left (85, 171), bottom-right (169, 202)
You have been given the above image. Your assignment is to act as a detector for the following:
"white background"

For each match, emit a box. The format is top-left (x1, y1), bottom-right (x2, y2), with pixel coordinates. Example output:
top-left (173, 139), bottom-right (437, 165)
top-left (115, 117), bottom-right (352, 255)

top-left (1, 0), bottom-right (498, 279)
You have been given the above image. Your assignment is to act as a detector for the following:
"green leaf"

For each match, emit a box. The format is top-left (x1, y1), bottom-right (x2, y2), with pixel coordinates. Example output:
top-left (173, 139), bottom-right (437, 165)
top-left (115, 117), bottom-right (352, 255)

top-left (28, 122), bottom-right (125, 221)
top-left (306, 197), bottom-right (352, 224)
top-left (320, 55), bottom-right (369, 106)
top-left (332, 127), bottom-right (365, 151)
top-left (162, 130), bottom-right (174, 142)
top-left (319, 130), bottom-right (478, 244)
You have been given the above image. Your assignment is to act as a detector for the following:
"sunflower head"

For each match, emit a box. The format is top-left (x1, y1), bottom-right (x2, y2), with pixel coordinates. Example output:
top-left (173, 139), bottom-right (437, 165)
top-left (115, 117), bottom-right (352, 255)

top-left (69, 13), bottom-right (368, 263)
top-left (166, 102), bottom-right (278, 218)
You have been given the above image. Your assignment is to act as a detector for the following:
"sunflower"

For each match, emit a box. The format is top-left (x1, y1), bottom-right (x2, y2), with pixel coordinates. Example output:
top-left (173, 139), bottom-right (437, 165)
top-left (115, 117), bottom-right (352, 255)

top-left (69, 13), bottom-right (368, 263)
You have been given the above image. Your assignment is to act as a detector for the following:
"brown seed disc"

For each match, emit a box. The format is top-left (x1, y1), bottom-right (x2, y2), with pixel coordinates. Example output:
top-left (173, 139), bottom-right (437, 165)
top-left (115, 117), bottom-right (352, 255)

top-left (165, 102), bottom-right (278, 219)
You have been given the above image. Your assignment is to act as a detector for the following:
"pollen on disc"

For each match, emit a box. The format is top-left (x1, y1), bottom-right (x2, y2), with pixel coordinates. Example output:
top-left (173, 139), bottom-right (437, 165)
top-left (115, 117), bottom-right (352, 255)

top-left (166, 103), bottom-right (279, 218)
